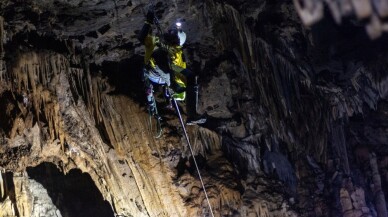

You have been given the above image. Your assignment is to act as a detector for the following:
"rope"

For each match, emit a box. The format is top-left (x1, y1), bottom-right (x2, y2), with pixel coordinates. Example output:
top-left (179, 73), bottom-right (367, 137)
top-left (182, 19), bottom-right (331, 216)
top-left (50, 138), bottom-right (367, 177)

top-left (147, 3), bottom-right (214, 215)
top-left (172, 98), bottom-right (215, 217)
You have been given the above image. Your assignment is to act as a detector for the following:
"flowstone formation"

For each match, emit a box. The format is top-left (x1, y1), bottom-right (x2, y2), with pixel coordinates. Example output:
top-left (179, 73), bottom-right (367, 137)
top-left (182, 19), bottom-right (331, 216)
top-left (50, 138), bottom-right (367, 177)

top-left (0, 0), bottom-right (387, 217)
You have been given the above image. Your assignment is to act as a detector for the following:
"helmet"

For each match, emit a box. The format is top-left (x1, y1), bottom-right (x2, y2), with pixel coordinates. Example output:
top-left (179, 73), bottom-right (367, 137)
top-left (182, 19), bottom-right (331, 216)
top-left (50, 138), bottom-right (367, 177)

top-left (177, 30), bottom-right (186, 46)
top-left (164, 19), bottom-right (186, 46)
top-left (175, 20), bottom-right (186, 46)
top-left (163, 29), bottom-right (186, 46)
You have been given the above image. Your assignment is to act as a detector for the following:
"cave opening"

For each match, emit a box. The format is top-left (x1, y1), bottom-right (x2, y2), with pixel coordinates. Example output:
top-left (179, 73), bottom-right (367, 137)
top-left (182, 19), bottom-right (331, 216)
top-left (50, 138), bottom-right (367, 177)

top-left (26, 162), bottom-right (114, 217)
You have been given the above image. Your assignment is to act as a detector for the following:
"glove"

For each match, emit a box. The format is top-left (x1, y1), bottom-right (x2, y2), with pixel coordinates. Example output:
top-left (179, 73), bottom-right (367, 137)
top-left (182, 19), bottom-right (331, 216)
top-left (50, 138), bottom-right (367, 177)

top-left (146, 9), bottom-right (155, 24)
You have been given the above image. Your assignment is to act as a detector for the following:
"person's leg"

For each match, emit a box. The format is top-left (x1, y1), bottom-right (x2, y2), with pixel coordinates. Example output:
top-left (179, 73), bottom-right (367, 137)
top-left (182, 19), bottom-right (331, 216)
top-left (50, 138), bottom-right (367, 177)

top-left (180, 69), bottom-right (206, 125)
top-left (145, 80), bottom-right (156, 114)
top-left (180, 69), bottom-right (196, 116)
top-left (143, 68), bottom-right (158, 115)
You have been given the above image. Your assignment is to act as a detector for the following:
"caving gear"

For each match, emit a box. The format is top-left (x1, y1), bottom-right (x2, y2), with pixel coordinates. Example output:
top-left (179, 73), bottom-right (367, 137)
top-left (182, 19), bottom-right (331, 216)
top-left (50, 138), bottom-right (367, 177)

top-left (174, 19), bottom-right (187, 46)
top-left (138, 19), bottom-right (188, 100)
top-left (139, 6), bottom-right (206, 132)
top-left (163, 29), bottom-right (180, 46)
top-left (139, 4), bottom-right (213, 214)
top-left (143, 72), bottom-right (163, 138)
top-left (176, 20), bottom-right (182, 28)
top-left (178, 31), bottom-right (186, 46)
top-left (145, 65), bottom-right (171, 86)
top-left (186, 76), bottom-right (207, 125)
top-left (175, 20), bottom-right (187, 46)
top-left (163, 28), bottom-right (187, 47)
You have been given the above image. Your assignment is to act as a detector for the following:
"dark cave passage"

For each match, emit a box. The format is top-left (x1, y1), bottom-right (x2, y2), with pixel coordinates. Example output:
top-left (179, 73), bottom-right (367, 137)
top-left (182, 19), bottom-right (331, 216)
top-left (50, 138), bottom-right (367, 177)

top-left (26, 163), bottom-right (114, 217)
top-left (97, 54), bottom-right (145, 103)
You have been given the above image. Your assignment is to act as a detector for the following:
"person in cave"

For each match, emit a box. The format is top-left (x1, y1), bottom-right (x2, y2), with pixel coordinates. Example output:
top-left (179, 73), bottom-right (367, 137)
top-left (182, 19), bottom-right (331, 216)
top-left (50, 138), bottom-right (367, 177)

top-left (137, 8), bottom-right (207, 125)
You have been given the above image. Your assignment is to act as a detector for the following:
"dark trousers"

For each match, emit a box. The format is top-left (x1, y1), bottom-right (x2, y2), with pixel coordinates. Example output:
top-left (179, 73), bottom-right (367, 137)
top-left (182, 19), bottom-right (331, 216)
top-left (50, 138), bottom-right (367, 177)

top-left (180, 69), bottom-right (197, 117)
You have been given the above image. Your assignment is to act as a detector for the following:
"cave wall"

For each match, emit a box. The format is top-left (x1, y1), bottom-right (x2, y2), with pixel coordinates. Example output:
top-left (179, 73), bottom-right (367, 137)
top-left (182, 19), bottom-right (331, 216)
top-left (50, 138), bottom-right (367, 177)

top-left (0, 0), bottom-right (387, 217)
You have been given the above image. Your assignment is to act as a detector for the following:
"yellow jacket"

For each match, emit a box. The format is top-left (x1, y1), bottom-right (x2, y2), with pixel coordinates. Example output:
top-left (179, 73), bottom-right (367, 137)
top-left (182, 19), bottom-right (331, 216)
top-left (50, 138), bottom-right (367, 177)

top-left (144, 34), bottom-right (187, 88)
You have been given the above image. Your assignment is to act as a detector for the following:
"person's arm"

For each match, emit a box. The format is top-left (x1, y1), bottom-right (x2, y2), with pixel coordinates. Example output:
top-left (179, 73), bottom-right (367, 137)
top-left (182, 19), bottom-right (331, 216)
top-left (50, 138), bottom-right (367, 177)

top-left (137, 9), bottom-right (155, 44)
top-left (137, 22), bottom-right (151, 44)
top-left (170, 48), bottom-right (187, 71)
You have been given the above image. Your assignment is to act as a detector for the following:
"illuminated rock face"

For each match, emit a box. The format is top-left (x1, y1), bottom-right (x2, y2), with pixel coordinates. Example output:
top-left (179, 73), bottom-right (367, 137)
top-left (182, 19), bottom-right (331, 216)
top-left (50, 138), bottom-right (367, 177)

top-left (0, 1), bottom-right (387, 217)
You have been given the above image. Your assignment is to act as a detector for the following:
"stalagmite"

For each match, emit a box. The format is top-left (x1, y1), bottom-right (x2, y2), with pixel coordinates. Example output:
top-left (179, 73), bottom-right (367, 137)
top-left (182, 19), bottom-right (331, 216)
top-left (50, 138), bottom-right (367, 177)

top-left (370, 153), bottom-right (388, 217)
top-left (340, 178), bottom-right (372, 217)
top-left (0, 171), bottom-right (4, 200)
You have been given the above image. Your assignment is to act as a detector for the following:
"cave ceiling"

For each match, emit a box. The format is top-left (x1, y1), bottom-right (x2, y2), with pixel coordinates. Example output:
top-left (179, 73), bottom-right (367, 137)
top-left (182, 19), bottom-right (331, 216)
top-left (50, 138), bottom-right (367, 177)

top-left (0, 0), bottom-right (388, 217)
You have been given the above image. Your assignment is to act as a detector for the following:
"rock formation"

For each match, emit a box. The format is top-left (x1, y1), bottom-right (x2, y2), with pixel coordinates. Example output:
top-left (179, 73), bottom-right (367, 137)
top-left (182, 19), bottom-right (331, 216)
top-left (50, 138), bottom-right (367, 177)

top-left (0, 0), bottom-right (387, 216)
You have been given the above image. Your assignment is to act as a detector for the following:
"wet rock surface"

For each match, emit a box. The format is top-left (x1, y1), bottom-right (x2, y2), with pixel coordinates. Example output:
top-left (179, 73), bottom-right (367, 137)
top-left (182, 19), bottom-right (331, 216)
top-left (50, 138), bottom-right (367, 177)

top-left (0, 0), bottom-right (387, 216)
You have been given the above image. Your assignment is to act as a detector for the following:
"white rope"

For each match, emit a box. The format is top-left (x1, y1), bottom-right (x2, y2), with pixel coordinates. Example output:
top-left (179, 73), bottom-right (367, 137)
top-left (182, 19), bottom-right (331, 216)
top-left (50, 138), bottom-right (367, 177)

top-left (145, 2), bottom-right (214, 214)
top-left (172, 98), bottom-right (215, 217)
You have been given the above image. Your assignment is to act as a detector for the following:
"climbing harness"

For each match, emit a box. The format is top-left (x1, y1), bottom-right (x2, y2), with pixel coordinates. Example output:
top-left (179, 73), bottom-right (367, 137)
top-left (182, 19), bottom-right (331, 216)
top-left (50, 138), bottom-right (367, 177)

top-left (171, 96), bottom-right (215, 217)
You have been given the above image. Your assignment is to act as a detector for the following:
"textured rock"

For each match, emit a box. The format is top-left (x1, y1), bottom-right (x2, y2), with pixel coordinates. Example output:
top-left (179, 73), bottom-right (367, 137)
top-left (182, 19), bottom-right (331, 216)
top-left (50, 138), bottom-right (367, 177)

top-left (294, 0), bottom-right (388, 39)
top-left (0, 0), bottom-right (387, 217)
top-left (13, 174), bottom-right (61, 217)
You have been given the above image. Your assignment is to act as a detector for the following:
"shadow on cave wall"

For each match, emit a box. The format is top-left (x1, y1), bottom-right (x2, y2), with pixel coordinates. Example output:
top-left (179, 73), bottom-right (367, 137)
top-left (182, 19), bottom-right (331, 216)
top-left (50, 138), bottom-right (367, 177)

top-left (26, 163), bottom-right (114, 217)
top-left (0, 91), bottom-right (19, 136)
top-left (93, 54), bottom-right (146, 104)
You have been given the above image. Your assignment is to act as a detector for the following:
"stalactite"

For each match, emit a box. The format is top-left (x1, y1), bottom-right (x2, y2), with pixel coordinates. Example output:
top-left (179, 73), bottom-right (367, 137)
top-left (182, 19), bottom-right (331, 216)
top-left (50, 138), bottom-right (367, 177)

top-left (331, 121), bottom-right (350, 174)
top-left (0, 171), bottom-right (4, 200)
top-left (0, 16), bottom-right (6, 85)
top-left (10, 52), bottom-right (67, 144)
top-left (369, 152), bottom-right (388, 217)
top-left (0, 16), bottom-right (3, 57)
top-left (192, 127), bottom-right (221, 157)
top-left (218, 185), bottom-right (240, 215)
top-left (294, 0), bottom-right (388, 39)
top-left (254, 202), bottom-right (270, 217)
top-left (263, 150), bottom-right (297, 193)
